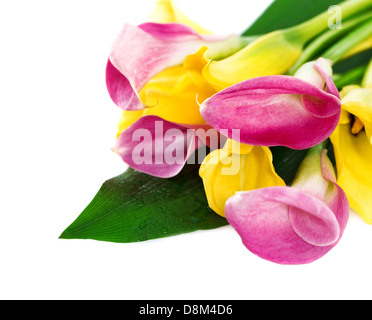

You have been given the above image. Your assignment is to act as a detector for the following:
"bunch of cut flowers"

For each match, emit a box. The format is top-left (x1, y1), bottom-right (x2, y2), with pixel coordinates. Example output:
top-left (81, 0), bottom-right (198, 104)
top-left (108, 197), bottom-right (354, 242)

top-left (61, 0), bottom-right (372, 265)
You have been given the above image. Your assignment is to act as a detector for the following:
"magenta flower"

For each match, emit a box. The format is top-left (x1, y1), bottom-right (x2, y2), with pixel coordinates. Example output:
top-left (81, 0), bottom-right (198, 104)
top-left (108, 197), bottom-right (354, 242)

top-left (112, 115), bottom-right (222, 178)
top-left (106, 22), bottom-right (241, 111)
top-left (200, 58), bottom-right (341, 150)
top-left (225, 145), bottom-right (349, 265)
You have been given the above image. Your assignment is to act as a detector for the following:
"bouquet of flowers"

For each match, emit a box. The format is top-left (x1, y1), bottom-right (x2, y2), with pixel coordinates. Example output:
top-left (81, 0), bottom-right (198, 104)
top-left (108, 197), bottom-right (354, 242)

top-left (60, 0), bottom-right (372, 265)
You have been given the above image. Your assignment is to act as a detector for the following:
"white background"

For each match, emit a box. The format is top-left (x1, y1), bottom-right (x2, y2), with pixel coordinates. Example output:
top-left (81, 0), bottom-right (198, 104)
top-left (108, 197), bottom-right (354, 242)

top-left (1, 0), bottom-right (372, 300)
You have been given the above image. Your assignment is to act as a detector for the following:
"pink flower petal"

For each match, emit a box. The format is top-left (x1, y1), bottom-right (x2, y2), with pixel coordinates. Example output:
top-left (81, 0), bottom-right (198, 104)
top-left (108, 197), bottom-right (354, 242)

top-left (225, 186), bottom-right (347, 265)
top-left (114, 115), bottom-right (201, 178)
top-left (314, 60), bottom-right (340, 98)
top-left (200, 64), bottom-right (341, 150)
top-left (225, 150), bottom-right (349, 265)
top-left (300, 60), bottom-right (341, 119)
top-left (320, 150), bottom-right (349, 233)
top-left (106, 60), bottom-right (143, 111)
top-left (106, 22), bottom-right (229, 111)
top-left (288, 199), bottom-right (340, 247)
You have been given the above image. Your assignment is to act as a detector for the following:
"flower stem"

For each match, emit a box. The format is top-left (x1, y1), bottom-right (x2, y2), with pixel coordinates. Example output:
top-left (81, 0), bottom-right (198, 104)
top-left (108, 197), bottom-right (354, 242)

top-left (333, 64), bottom-right (368, 88)
top-left (309, 140), bottom-right (329, 155)
top-left (291, 140), bottom-right (329, 189)
top-left (362, 57), bottom-right (372, 87)
top-left (287, 0), bottom-right (372, 44)
top-left (322, 18), bottom-right (372, 64)
top-left (288, 11), bottom-right (372, 75)
top-left (208, 35), bottom-right (259, 60)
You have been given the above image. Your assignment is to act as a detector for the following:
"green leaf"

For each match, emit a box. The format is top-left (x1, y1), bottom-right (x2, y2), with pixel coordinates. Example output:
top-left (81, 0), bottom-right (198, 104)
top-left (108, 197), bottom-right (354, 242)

top-left (60, 164), bottom-right (228, 243)
top-left (243, 0), bottom-right (344, 36)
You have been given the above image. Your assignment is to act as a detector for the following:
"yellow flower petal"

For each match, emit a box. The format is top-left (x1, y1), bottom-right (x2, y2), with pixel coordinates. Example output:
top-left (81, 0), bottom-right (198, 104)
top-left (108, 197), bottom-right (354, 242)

top-left (149, 0), bottom-right (211, 34)
top-left (199, 140), bottom-right (285, 217)
top-left (341, 87), bottom-right (372, 143)
top-left (202, 31), bottom-right (303, 90)
top-left (116, 59), bottom-right (216, 137)
top-left (338, 86), bottom-right (361, 125)
top-left (183, 46), bottom-right (211, 89)
top-left (339, 85), bottom-right (362, 99)
top-left (331, 123), bottom-right (372, 224)
top-left (117, 110), bottom-right (144, 139)
top-left (339, 109), bottom-right (351, 125)
top-left (363, 58), bottom-right (372, 88)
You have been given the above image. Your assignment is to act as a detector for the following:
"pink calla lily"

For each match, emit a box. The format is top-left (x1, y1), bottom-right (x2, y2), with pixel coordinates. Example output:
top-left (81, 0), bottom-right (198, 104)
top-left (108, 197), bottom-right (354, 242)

top-left (106, 22), bottom-right (238, 111)
top-left (225, 146), bottom-right (349, 265)
top-left (114, 115), bottom-right (205, 178)
top-left (200, 58), bottom-right (341, 150)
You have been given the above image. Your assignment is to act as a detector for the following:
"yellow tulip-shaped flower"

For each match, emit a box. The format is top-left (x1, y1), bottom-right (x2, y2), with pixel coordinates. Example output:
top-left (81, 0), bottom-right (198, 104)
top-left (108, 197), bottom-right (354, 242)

top-left (330, 61), bottom-right (372, 223)
top-left (203, 30), bottom-right (304, 90)
top-left (199, 139), bottom-right (285, 217)
top-left (201, 0), bottom-right (372, 90)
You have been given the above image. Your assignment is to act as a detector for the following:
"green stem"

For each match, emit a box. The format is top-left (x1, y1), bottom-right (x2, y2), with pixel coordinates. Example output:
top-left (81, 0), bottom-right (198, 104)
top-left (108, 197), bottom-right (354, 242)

top-left (362, 57), bottom-right (372, 86)
top-left (333, 64), bottom-right (368, 88)
top-left (323, 18), bottom-right (372, 64)
top-left (288, 0), bottom-right (372, 43)
top-left (309, 140), bottom-right (329, 155)
top-left (288, 11), bottom-right (372, 75)
top-left (291, 140), bottom-right (329, 188)
top-left (208, 35), bottom-right (259, 60)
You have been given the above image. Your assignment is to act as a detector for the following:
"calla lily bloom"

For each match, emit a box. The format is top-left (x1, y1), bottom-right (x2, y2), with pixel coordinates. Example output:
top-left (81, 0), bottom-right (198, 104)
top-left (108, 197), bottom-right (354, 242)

top-left (199, 139), bottom-right (285, 217)
top-left (106, 22), bottom-right (249, 111)
top-left (330, 66), bottom-right (372, 223)
top-left (225, 144), bottom-right (349, 265)
top-left (200, 58), bottom-right (341, 150)
top-left (202, 30), bottom-right (303, 90)
top-left (116, 47), bottom-right (216, 137)
top-left (114, 115), bottom-right (203, 178)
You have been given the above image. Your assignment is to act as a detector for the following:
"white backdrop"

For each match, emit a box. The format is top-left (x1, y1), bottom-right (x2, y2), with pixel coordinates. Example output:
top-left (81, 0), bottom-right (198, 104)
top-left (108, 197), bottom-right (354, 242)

top-left (1, 0), bottom-right (372, 300)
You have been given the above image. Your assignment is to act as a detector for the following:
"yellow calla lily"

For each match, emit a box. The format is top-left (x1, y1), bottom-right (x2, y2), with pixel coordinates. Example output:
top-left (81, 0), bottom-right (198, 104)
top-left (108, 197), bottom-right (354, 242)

top-left (115, 0), bottom-right (248, 136)
top-left (200, 0), bottom-right (372, 90)
top-left (117, 48), bottom-right (216, 138)
top-left (149, 0), bottom-right (211, 34)
top-left (199, 139), bottom-right (285, 217)
top-left (202, 30), bottom-right (303, 90)
top-left (342, 88), bottom-right (372, 141)
top-left (331, 84), bottom-right (372, 224)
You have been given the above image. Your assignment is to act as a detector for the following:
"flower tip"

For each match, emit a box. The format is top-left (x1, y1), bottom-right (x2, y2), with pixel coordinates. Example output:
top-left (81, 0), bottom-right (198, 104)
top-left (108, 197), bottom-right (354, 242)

top-left (315, 57), bottom-right (333, 67)
top-left (224, 184), bottom-right (347, 265)
top-left (198, 95), bottom-right (210, 114)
